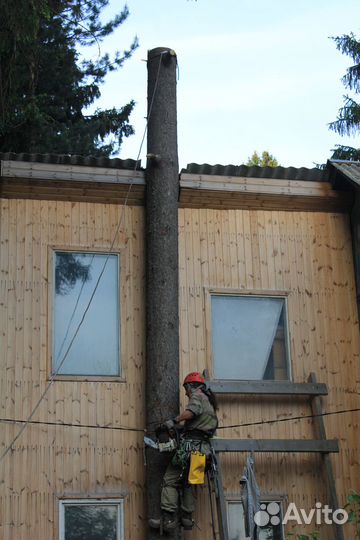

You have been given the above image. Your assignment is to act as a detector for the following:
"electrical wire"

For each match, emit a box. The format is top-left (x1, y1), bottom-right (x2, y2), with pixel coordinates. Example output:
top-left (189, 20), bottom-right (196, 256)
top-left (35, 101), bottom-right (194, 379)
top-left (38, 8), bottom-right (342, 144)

top-left (216, 406), bottom-right (360, 430)
top-left (0, 417), bottom-right (144, 433)
top-left (1, 48), bottom-right (356, 456)
top-left (0, 51), bottom-right (168, 464)
top-left (0, 405), bottom-right (358, 438)
top-left (55, 254), bottom-right (95, 366)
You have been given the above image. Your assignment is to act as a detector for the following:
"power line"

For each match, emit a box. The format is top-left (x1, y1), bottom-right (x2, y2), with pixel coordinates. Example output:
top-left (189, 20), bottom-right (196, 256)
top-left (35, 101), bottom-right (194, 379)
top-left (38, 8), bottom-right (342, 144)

top-left (54, 253), bottom-right (95, 367)
top-left (0, 405), bottom-right (358, 438)
top-left (216, 406), bottom-right (360, 430)
top-left (0, 418), bottom-right (144, 433)
top-left (0, 51), bottom-right (167, 465)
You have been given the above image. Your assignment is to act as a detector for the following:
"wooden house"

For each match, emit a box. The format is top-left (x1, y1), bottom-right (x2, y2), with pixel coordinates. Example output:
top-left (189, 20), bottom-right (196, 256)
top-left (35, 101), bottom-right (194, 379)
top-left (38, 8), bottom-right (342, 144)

top-left (178, 160), bottom-right (360, 540)
top-left (0, 152), bottom-right (359, 540)
top-left (0, 154), bottom-right (146, 540)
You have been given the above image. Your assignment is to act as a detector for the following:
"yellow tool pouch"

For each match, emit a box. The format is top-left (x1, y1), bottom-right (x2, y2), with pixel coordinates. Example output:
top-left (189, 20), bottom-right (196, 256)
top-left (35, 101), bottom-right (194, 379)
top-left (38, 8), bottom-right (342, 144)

top-left (188, 451), bottom-right (206, 484)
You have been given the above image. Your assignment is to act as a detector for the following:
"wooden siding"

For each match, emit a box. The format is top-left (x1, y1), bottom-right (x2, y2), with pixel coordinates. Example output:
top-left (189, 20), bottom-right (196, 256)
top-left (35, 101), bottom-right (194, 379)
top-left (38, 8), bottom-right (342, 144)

top-left (1, 195), bottom-right (359, 540)
top-left (179, 208), bottom-right (360, 540)
top-left (0, 198), bottom-right (146, 540)
top-left (0, 178), bottom-right (145, 206)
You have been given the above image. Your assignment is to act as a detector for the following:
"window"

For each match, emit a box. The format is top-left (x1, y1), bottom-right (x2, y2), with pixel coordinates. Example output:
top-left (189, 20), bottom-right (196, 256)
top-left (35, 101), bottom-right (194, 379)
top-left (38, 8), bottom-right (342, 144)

top-left (59, 499), bottom-right (123, 540)
top-left (227, 500), bottom-right (247, 540)
top-left (211, 294), bottom-right (290, 380)
top-left (227, 499), bottom-right (284, 540)
top-left (53, 251), bottom-right (120, 376)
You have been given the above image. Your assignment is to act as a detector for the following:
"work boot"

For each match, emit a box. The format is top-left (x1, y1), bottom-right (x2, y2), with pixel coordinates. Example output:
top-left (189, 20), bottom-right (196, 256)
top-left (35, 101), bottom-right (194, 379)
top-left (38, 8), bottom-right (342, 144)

top-left (162, 511), bottom-right (177, 531)
top-left (148, 516), bottom-right (161, 529)
top-left (149, 511), bottom-right (177, 531)
top-left (181, 512), bottom-right (194, 530)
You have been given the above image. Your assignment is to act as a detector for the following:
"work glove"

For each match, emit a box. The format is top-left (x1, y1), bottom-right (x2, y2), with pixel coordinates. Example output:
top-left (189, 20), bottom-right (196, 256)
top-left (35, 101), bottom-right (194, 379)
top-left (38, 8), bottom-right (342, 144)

top-left (164, 418), bottom-right (176, 430)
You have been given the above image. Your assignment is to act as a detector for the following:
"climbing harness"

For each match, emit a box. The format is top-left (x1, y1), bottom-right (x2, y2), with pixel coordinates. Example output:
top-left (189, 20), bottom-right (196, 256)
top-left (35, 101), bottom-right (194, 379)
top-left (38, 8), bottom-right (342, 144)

top-left (145, 426), bottom-right (225, 538)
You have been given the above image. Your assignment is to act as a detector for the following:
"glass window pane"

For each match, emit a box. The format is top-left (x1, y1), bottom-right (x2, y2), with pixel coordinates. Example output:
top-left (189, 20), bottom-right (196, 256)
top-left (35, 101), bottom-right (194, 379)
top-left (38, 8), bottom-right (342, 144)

top-left (64, 504), bottom-right (118, 540)
top-left (227, 500), bottom-right (284, 540)
top-left (212, 296), bottom-right (288, 380)
top-left (227, 501), bottom-right (247, 540)
top-left (53, 252), bottom-right (120, 376)
top-left (258, 501), bottom-right (284, 540)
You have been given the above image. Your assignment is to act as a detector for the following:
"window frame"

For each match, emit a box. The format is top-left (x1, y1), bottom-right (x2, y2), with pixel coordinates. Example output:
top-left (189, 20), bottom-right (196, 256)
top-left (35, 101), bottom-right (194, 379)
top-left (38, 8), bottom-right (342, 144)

top-left (205, 288), bottom-right (292, 383)
top-left (59, 498), bottom-right (124, 540)
top-left (48, 247), bottom-right (124, 382)
top-left (226, 495), bottom-right (286, 540)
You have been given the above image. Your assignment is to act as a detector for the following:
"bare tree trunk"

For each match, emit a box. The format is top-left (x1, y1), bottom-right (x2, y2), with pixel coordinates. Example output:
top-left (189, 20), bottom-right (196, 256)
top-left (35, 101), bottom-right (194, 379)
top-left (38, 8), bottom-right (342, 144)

top-left (145, 47), bottom-right (179, 540)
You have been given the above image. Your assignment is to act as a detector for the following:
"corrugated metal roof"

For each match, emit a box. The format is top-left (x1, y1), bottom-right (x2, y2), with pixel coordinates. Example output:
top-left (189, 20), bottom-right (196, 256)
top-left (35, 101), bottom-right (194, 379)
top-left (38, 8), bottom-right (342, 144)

top-left (181, 163), bottom-right (329, 182)
top-left (329, 160), bottom-right (360, 188)
top-left (4, 155), bottom-right (359, 186)
top-left (0, 152), bottom-right (141, 171)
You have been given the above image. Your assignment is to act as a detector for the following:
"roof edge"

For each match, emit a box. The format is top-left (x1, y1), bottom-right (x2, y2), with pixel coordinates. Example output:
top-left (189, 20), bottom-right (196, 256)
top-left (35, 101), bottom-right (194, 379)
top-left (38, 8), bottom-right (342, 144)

top-left (181, 163), bottom-right (329, 182)
top-left (0, 152), bottom-right (142, 171)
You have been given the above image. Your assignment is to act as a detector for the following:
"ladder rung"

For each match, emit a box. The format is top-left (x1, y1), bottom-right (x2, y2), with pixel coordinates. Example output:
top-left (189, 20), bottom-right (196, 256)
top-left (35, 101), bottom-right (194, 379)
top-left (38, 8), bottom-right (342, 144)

top-left (212, 438), bottom-right (339, 453)
top-left (208, 380), bottom-right (328, 395)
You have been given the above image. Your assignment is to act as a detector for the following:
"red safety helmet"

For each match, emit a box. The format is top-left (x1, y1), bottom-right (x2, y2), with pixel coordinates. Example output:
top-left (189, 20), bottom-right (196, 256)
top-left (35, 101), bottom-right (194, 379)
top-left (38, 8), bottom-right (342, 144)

top-left (183, 372), bottom-right (205, 386)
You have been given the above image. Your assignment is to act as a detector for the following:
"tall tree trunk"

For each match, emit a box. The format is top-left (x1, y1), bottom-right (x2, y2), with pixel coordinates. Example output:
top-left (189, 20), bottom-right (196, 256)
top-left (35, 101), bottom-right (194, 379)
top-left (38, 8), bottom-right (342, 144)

top-left (145, 46), bottom-right (179, 539)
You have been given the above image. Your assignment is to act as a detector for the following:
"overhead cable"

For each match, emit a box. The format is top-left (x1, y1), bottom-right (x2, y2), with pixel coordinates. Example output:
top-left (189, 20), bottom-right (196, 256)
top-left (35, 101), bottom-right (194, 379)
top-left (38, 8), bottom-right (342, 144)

top-left (216, 406), bottom-right (360, 430)
top-left (0, 405), bottom-right (358, 438)
top-left (0, 417), bottom-right (144, 433)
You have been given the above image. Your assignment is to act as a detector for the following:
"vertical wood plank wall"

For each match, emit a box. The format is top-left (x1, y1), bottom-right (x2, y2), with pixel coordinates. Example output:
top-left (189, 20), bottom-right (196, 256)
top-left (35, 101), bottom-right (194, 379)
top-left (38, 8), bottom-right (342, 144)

top-left (178, 208), bottom-right (360, 540)
top-left (0, 198), bottom-right (146, 540)
top-left (1, 197), bottom-right (359, 539)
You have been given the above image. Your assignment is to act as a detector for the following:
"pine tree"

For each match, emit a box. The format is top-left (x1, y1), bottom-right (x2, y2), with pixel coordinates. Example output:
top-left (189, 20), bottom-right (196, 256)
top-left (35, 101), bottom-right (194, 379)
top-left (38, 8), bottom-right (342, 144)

top-left (0, 0), bottom-right (138, 156)
top-left (329, 33), bottom-right (360, 161)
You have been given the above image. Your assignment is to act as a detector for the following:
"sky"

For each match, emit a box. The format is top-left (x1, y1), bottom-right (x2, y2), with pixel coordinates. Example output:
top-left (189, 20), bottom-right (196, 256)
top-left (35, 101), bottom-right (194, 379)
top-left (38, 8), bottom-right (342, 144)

top-left (87, 0), bottom-right (359, 170)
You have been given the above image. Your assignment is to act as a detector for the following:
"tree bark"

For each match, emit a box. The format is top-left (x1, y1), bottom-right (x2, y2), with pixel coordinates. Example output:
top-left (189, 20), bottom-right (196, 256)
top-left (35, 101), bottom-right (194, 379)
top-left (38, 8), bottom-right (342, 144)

top-left (145, 47), bottom-right (179, 539)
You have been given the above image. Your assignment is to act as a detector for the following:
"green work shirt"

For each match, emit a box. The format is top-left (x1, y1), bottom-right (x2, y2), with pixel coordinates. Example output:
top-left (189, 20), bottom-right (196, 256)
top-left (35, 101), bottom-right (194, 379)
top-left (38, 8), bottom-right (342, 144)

top-left (184, 389), bottom-right (218, 435)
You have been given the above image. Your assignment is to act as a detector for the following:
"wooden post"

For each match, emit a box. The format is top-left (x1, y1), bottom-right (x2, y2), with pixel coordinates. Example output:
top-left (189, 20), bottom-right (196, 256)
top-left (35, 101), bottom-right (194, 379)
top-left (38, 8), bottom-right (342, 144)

top-left (308, 373), bottom-right (344, 540)
top-left (213, 454), bottom-right (229, 540)
top-left (146, 47), bottom-right (179, 539)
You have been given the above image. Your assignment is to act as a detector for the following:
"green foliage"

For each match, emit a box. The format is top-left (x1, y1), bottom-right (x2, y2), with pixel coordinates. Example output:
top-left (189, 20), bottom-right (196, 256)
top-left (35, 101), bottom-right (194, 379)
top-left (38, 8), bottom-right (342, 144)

top-left (332, 33), bottom-right (360, 93)
top-left (345, 490), bottom-right (360, 538)
top-left (246, 150), bottom-right (280, 167)
top-left (64, 505), bottom-right (117, 539)
top-left (55, 252), bottom-right (91, 295)
top-left (329, 33), bottom-right (360, 161)
top-left (331, 145), bottom-right (360, 161)
top-left (0, 0), bottom-right (138, 156)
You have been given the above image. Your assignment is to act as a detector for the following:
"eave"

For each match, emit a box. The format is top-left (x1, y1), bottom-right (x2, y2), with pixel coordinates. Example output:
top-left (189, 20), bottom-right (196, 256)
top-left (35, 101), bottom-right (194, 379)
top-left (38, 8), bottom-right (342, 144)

top-left (0, 159), bottom-right (145, 205)
top-left (179, 172), bottom-right (352, 212)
